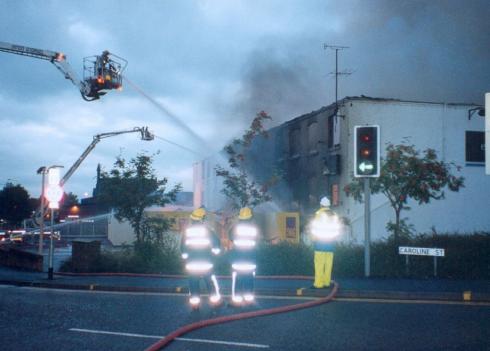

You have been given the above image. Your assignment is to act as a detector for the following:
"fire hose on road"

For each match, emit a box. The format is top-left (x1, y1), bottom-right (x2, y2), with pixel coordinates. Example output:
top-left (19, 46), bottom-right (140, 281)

top-left (144, 280), bottom-right (339, 351)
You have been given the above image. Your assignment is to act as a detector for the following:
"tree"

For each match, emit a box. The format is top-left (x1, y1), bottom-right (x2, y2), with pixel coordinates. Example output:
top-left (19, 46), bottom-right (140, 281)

top-left (59, 192), bottom-right (80, 219)
top-left (344, 142), bottom-right (464, 245)
top-left (215, 111), bottom-right (278, 210)
top-left (98, 153), bottom-right (182, 244)
top-left (0, 182), bottom-right (35, 228)
top-left (62, 192), bottom-right (79, 208)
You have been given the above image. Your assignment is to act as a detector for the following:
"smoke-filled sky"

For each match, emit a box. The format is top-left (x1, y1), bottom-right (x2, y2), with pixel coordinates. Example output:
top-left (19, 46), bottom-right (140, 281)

top-left (1, 0), bottom-right (489, 199)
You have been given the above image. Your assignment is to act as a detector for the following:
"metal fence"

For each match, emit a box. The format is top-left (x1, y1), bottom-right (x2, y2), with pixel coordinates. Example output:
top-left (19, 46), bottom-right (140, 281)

top-left (55, 214), bottom-right (110, 243)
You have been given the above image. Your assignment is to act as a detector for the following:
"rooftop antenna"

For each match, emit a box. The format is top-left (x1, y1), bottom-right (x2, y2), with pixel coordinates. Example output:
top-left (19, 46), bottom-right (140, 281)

top-left (323, 44), bottom-right (351, 108)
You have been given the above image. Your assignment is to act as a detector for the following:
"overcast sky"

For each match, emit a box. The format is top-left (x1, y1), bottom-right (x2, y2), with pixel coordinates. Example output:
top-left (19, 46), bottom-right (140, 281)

top-left (1, 0), bottom-right (489, 200)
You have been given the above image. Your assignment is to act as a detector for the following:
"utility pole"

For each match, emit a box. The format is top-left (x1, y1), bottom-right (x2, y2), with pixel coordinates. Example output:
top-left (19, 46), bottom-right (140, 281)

top-left (36, 167), bottom-right (47, 255)
top-left (323, 44), bottom-right (351, 107)
top-left (323, 45), bottom-right (352, 150)
top-left (486, 93), bottom-right (489, 175)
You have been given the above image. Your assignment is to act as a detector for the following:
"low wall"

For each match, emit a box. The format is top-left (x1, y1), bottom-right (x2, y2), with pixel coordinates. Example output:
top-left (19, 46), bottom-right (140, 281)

top-left (0, 246), bottom-right (43, 271)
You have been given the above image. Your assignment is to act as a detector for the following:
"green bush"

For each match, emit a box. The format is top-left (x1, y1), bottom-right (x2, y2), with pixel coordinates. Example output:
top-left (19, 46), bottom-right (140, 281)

top-left (408, 232), bottom-right (490, 279)
top-left (60, 242), bottom-right (183, 274)
top-left (253, 233), bottom-right (490, 279)
top-left (354, 232), bottom-right (490, 279)
top-left (257, 242), bottom-right (314, 276)
top-left (60, 232), bottom-right (490, 280)
top-left (333, 244), bottom-right (364, 277)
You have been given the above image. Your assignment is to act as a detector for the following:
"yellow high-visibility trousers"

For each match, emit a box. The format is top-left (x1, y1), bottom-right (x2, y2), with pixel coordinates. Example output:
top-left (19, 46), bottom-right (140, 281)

top-left (314, 251), bottom-right (334, 288)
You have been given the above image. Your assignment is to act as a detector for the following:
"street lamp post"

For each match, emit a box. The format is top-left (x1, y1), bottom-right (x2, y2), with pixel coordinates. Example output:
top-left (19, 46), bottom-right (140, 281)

top-left (36, 167), bottom-right (47, 255)
top-left (49, 206), bottom-right (55, 280)
top-left (38, 165), bottom-right (63, 280)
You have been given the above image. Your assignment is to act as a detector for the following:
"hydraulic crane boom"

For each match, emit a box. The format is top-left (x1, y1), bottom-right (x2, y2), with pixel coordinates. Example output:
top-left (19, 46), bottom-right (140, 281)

top-left (0, 42), bottom-right (64, 61)
top-left (33, 126), bottom-right (153, 226)
top-left (0, 41), bottom-right (127, 101)
top-left (60, 127), bottom-right (153, 186)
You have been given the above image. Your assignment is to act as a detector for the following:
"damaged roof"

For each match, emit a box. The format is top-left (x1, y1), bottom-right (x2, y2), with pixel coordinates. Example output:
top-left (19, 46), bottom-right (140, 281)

top-left (283, 95), bottom-right (482, 126)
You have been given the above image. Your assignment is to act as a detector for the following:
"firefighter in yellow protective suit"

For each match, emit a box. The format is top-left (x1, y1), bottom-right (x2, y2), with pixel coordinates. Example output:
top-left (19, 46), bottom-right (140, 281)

top-left (229, 207), bottom-right (258, 305)
top-left (181, 207), bottom-right (221, 309)
top-left (310, 197), bottom-right (341, 288)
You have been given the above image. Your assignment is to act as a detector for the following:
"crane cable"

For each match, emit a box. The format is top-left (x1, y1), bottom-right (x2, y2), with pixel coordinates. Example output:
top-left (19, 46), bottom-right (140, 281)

top-left (144, 281), bottom-right (339, 351)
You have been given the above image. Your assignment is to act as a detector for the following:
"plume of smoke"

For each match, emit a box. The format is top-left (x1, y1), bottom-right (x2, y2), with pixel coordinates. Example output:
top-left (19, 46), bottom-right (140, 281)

top-left (232, 48), bottom-right (327, 126)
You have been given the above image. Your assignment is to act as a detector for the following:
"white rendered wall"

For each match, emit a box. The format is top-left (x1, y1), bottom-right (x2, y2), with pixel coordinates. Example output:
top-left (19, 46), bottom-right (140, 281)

top-left (339, 99), bottom-right (489, 242)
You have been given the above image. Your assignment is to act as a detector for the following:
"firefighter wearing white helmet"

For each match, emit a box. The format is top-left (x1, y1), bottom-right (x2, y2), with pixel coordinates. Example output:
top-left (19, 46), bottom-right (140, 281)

top-left (229, 207), bottom-right (258, 305)
top-left (310, 197), bottom-right (341, 288)
top-left (181, 207), bottom-right (221, 309)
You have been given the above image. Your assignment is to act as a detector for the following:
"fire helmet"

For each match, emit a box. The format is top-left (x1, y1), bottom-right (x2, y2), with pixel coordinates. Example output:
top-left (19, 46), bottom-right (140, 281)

top-left (190, 207), bottom-right (206, 221)
top-left (238, 207), bottom-right (253, 220)
top-left (320, 197), bottom-right (331, 208)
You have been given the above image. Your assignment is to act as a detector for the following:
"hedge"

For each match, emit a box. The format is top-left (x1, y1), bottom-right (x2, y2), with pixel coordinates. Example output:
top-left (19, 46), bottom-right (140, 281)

top-left (60, 233), bottom-right (490, 280)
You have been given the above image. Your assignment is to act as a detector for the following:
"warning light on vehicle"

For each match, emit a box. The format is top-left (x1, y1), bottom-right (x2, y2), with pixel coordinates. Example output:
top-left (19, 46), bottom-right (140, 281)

top-left (55, 52), bottom-right (65, 61)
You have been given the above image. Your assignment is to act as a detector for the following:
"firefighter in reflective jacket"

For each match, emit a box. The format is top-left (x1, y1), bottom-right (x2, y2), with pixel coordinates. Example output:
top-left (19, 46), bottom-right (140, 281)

top-left (310, 197), bottom-right (341, 288)
top-left (229, 207), bottom-right (258, 305)
top-left (181, 207), bottom-right (221, 308)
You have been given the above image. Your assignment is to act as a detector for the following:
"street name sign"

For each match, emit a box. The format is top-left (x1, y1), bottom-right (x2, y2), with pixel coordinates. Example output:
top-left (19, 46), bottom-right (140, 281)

top-left (398, 246), bottom-right (445, 257)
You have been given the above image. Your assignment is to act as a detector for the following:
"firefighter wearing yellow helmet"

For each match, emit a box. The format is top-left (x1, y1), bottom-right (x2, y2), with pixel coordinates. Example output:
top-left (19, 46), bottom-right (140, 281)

top-left (181, 207), bottom-right (221, 309)
top-left (310, 197), bottom-right (341, 288)
top-left (229, 206), bottom-right (258, 305)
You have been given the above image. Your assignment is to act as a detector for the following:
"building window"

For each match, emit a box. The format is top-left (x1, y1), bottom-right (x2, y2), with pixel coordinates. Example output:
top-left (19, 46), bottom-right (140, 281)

top-left (288, 159), bottom-right (301, 183)
top-left (328, 115), bottom-right (340, 148)
top-left (289, 128), bottom-right (301, 157)
top-left (308, 176), bottom-right (318, 207)
top-left (307, 121), bottom-right (319, 153)
top-left (331, 184), bottom-right (339, 207)
top-left (465, 131), bottom-right (484, 163)
top-left (285, 217), bottom-right (297, 239)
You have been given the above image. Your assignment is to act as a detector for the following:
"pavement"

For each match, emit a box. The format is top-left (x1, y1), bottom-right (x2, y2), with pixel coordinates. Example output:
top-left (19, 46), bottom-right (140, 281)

top-left (0, 265), bottom-right (489, 302)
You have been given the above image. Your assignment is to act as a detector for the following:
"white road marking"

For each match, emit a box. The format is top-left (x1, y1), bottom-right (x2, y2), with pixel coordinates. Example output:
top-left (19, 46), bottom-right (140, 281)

top-left (69, 328), bottom-right (270, 348)
top-left (69, 328), bottom-right (162, 339)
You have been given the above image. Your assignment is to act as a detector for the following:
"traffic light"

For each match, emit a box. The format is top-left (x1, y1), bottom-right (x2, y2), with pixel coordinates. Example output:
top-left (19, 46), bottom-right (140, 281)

top-left (354, 125), bottom-right (380, 177)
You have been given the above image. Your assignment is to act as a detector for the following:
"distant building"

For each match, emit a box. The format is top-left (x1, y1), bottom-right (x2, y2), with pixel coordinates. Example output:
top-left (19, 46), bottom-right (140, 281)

top-left (62, 164), bottom-right (195, 246)
top-left (79, 164), bottom-right (109, 218)
top-left (194, 96), bottom-right (489, 242)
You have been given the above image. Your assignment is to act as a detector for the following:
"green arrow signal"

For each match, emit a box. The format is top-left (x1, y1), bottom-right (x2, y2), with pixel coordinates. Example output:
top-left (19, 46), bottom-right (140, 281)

top-left (359, 162), bottom-right (374, 172)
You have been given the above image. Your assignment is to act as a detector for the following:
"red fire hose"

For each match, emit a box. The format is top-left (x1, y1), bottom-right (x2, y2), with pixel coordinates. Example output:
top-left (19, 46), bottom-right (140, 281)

top-left (144, 281), bottom-right (338, 351)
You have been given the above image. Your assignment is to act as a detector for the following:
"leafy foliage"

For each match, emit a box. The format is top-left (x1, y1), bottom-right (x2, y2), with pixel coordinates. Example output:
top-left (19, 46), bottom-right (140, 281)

top-left (60, 233), bottom-right (490, 279)
top-left (60, 240), bottom-right (183, 274)
top-left (0, 182), bottom-right (35, 228)
top-left (386, 218), bottom-right (415, 242)
top-left (98, 152), bottom-right (181, 244)
top-left (59, 192), bottom-right (79, 217)
top-left (61, 192), bottom-right (79, 208)
top-left (256, 241), bottom-right (314, 275)
top-left (344, 142), bottom-right (464, 244)
top-left (215, 111), bottom-right (278, 209)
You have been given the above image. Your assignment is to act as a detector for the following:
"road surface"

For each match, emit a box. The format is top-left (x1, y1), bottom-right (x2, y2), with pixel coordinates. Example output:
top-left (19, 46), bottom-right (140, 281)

top-left (0, 285), bottom-right (489, 350)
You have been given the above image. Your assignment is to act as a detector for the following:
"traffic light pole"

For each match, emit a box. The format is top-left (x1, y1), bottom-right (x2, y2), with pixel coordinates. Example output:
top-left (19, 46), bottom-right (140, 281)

top-left (354, 125), bottom-right (378, 277)
top-left (364, 177), bottom-right (371, 277)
